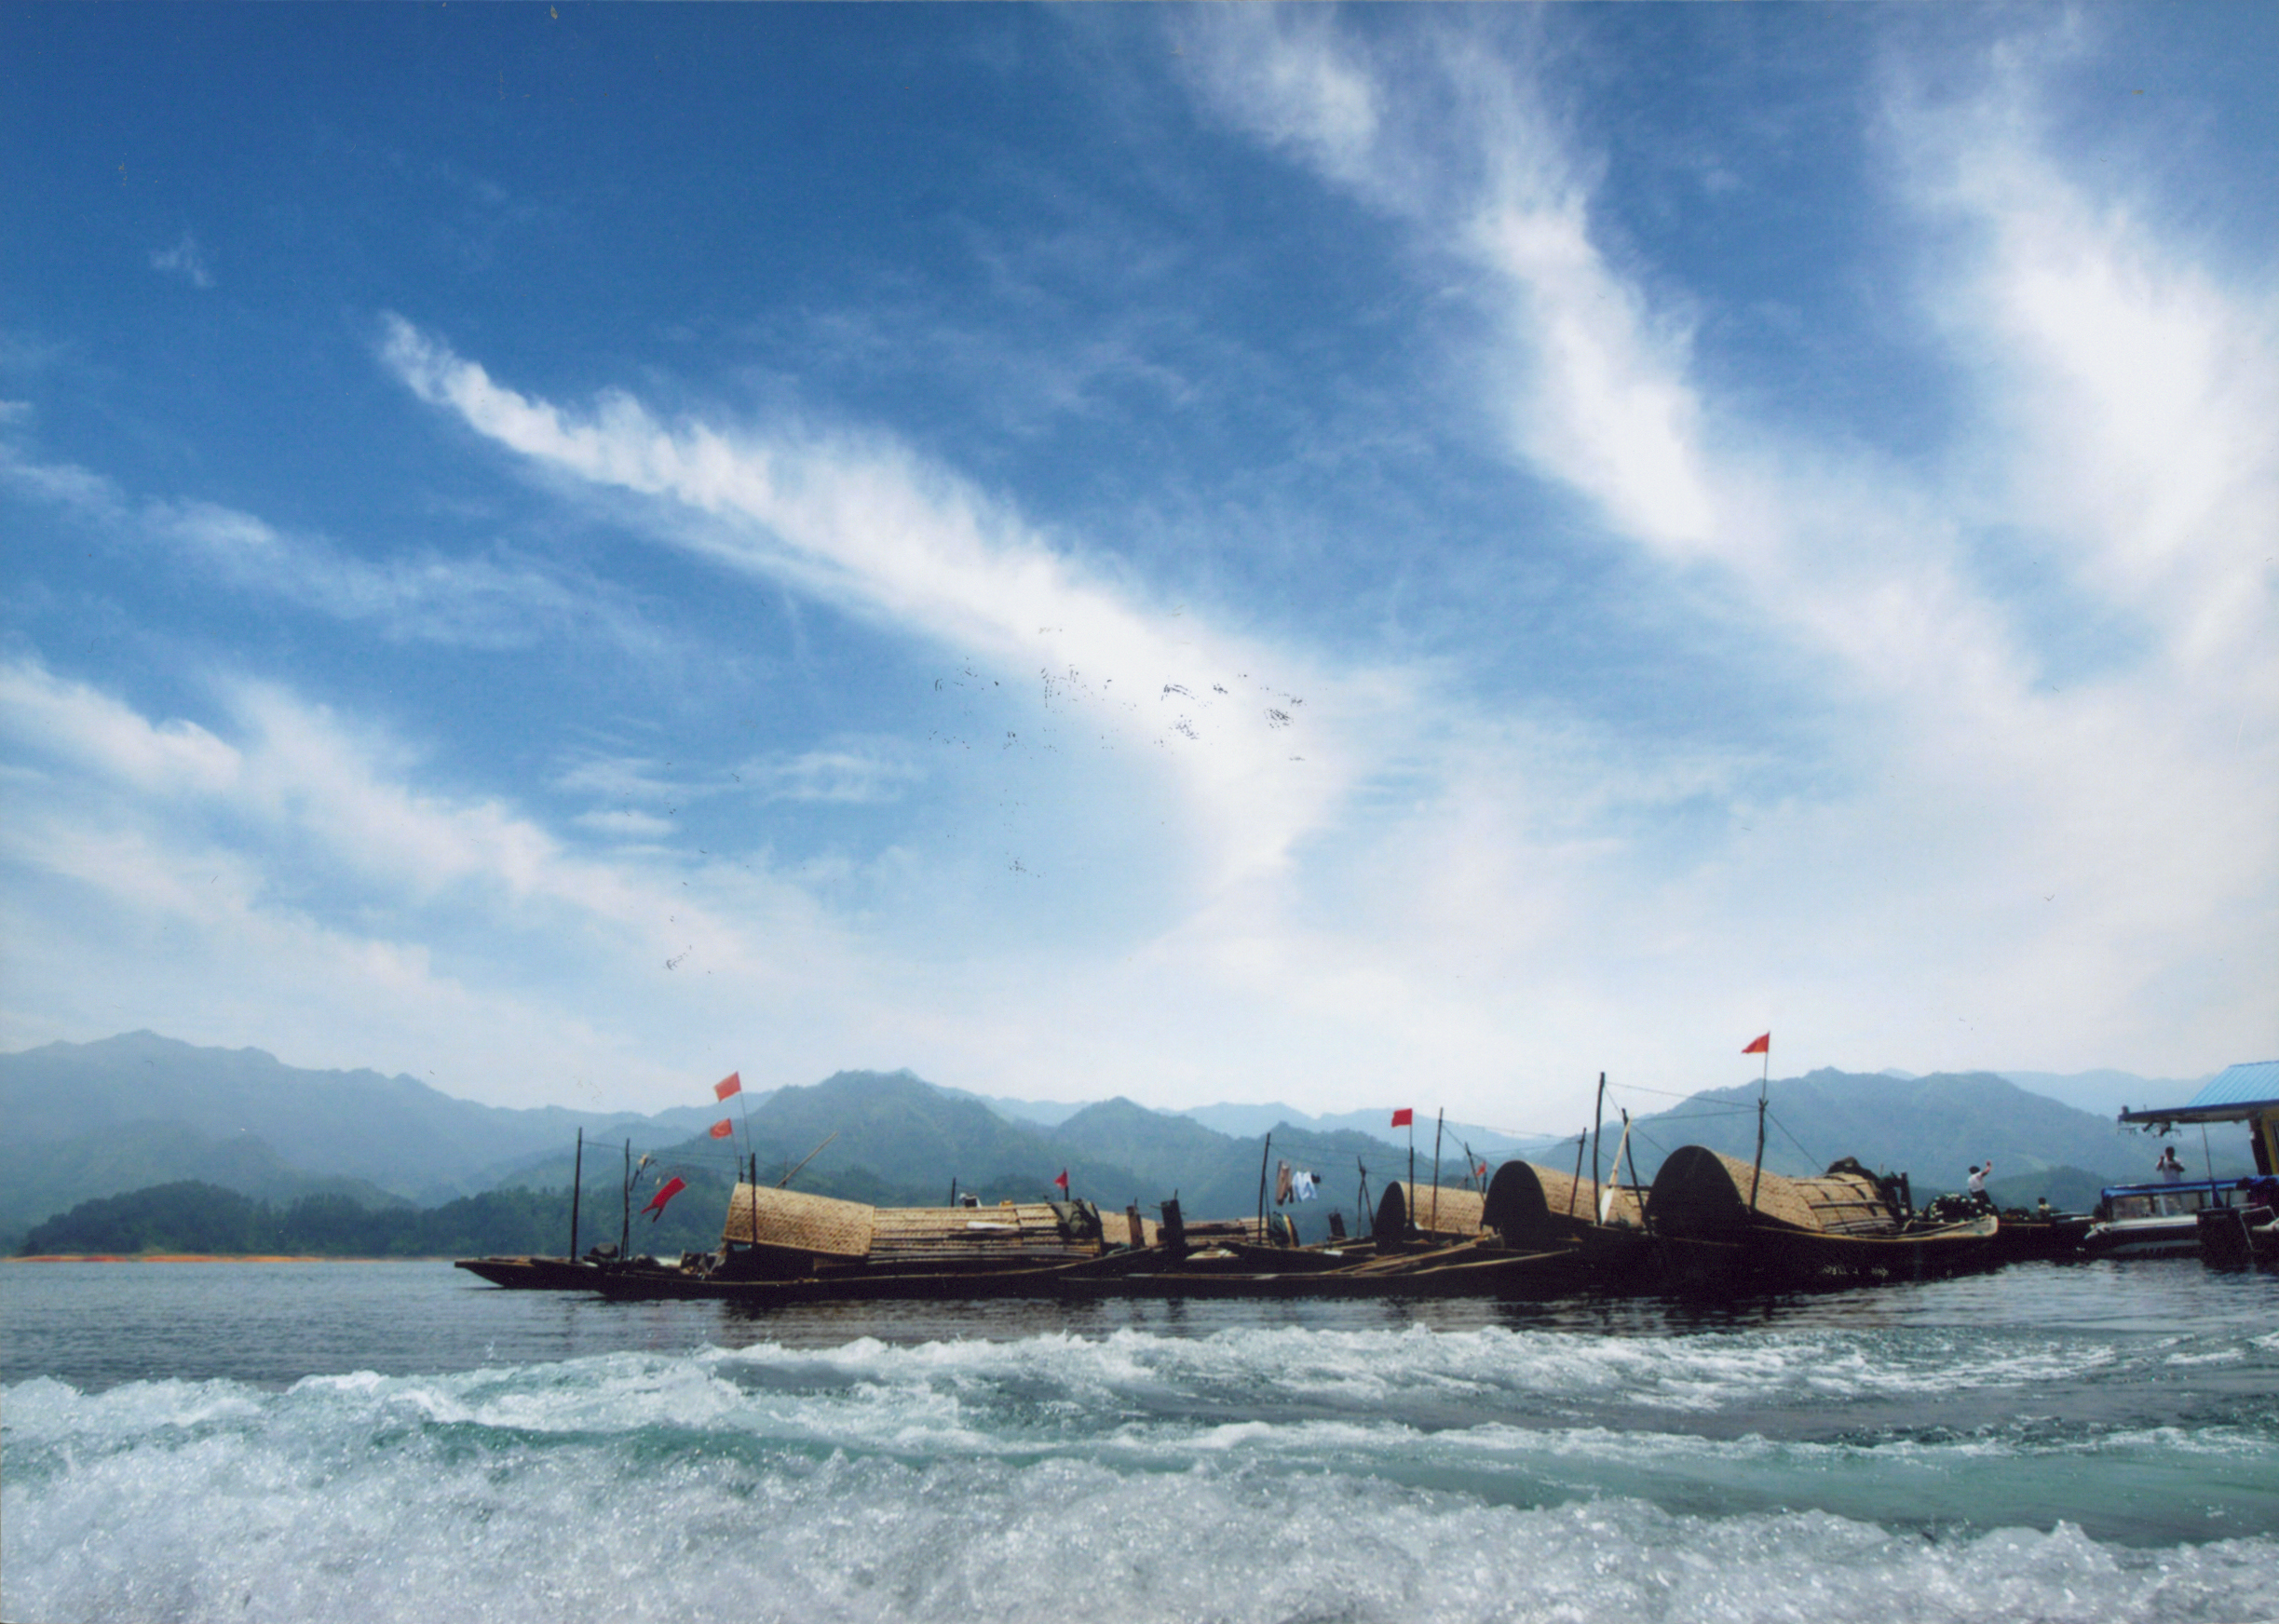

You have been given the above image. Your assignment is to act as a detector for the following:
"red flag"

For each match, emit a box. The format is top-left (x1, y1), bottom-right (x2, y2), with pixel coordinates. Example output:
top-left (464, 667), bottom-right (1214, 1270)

top-left (1053, 1169), bottom-right (1069, 1192)
top-left (714, 1072), bottom-right (742, 1102)
top-left (1743, 1033), bottom-right (1770, 1055)
top-left (709, 1118), bottom-right (734, 1139)
top-left (641, 1176), bottom-right (686, 1220)
top-left (1390, 1108), bottom-right (1414, 1128)
top-left (1477, 1161), bottom-right (1488, 1179)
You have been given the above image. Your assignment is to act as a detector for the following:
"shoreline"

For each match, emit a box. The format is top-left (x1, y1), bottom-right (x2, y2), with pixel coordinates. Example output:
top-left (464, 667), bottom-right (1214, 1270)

top-left (8, 1253), bottom-right (453, 1264)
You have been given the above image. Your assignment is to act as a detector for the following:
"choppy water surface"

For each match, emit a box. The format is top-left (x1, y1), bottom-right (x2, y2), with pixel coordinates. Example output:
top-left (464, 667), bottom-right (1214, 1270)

top-left (6, 1260), bottom-right (2276, 1623)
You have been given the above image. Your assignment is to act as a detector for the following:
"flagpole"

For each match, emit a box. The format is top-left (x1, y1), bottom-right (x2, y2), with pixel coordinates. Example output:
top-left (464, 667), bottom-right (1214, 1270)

top-left (1748, 1036), bottom-right (1770, 1216)
top-left (1256, 1133), bottom-right (1272, 1240)
top-left (1406, 1116), bottom-right (1415, 1234)
top-left (1591, 1072), bottom-right (1607, 1215)
top-left (569, 1128), bottom-right (583, 1260)
top-left (1431, 1109), bottom-right (1444, 1237)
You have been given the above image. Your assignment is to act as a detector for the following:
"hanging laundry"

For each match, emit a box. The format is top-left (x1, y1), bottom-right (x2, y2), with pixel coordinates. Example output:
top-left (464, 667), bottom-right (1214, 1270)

top-left (1274, 1160), bottom-right (1295, 1205)
top-left (1294, 1171), bottom-right (1319, 1201)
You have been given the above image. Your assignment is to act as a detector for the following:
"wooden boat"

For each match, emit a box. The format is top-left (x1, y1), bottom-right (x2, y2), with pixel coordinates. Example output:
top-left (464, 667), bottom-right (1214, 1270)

top-left (1646, 1145), bottom-right (1998, 1289)
top-left (2081, 1176), bottom-right (2273, 1259)
top-left (1052, 1238), bottom-right (1582, 1299)
top-left (454, 1254), bottom-right (604, 1290)
top-left (594, 1182), bottom-right (1141, 1300)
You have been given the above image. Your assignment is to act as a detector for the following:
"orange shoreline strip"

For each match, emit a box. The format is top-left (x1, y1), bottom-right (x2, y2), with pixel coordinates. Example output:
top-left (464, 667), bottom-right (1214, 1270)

top-left (8, 1253), bottom-right (454, 1264)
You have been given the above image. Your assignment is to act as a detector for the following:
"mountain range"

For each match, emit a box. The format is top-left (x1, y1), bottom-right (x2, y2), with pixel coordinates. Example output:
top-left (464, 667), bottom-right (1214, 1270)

top-left (0, 1032), bottom-right (2246, 1250)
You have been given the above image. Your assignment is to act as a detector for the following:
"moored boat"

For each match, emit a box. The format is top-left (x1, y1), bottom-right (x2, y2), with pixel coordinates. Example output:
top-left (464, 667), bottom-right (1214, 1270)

top-left (2113, 1062), bottom-right (2279, 1267)
top-left (2080, 1176), bottom-right (2274, 1259)
top-left (1646, 1145), bottom-right (1996, 1289)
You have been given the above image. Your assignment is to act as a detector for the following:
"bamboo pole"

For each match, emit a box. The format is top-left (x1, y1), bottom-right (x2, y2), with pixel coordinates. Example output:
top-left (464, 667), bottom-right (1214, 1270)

top-left (569, 1128), bottom-right (583, 1259)
top-left (1431, 1110), bottom-right (1445, 1236)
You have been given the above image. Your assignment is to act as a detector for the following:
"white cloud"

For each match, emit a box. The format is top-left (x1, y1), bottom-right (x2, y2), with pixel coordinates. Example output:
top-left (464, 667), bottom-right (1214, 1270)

top-left (744, 747), bottom-right (921, 806)
top-left (380, 314), bottom-right (1397, 895)
top-left (10, 20), bottom-right (2266, 1117)
top-left (572, 808), bottom-right (674, 839)
top-left (0, 444), bottom-right (654, 653)
top-left (1172, 15), bottom-right (2277, 1082)
top-left (150, 232), bottom-right (212, 290)
top-left (0, 654), bottom-right (877, 1104)
top-left (0, 659), bottom-right (240, 797)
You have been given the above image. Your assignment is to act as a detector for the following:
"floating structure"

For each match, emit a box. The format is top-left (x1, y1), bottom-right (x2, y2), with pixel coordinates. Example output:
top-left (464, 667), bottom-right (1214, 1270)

top-left (2113, 1061), bottom-right (2279, 1267)
top-left (1646, 1145), bottom-right (1995, 1288)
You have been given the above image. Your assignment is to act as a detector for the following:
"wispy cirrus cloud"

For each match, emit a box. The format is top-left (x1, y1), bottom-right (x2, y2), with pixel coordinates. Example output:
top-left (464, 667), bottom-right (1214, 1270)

top-left (0, 654), bottom-right (861, 1099)
top-left (380, 315), bottom-right (1397, 893)
top-left (1175, 12), bottom-right (2276, 1074)
top-left (0, 442), bottom-right (654, 653)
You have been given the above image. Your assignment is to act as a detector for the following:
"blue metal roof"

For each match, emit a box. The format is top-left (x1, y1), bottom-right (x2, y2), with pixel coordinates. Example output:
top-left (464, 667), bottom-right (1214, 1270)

top-left (2187, 1061), bottom-right (2279, 1110)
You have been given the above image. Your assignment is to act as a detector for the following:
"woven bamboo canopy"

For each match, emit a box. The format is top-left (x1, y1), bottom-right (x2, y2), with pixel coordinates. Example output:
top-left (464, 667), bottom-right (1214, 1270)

top-left (720, 1184), bottom-right (1109, 1266)
top-left (1647, 1146), bottom-right (1897, 1240)
top-left (1373, 1181), bottom-right (1487, 1241)
top-left (1481, 1160), bottom-right (1645, 1247)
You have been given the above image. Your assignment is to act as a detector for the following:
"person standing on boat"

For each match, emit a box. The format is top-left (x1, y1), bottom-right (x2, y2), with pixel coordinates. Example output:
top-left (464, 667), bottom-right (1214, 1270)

top-left (2156, 1146), bottom-right (2185, 1183)
top-left (1967, 1162), bottom-right (1992, 1210)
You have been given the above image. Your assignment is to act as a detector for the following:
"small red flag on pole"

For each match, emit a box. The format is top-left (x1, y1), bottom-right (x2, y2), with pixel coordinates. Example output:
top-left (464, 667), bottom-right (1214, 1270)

top-left (641, 1176), bottom-right (686, 1220)
top-left (1390, 1108), bottom-right (1414, 1128)
top-left (1742, 1034), bottom-right (1770, 1055)
top-left (709, 1118), bottom-right (734, 1139)
top-left (1053, 1169), bottom-right (1069, 1192)
top-left (714, 1073), bottom-right (742, 1102)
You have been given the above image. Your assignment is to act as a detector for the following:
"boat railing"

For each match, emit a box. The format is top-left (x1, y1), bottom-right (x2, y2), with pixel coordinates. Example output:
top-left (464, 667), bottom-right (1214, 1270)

top-left (2096, 1177), bottom-right (2260, 1222)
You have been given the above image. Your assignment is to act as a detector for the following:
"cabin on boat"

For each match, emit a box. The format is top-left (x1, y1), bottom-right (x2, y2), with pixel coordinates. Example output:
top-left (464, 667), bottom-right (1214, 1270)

top-left (2116, 1061), bottom-right (2279, 1180)
top-left (2105, 1062), bottom-right (2279, 1259)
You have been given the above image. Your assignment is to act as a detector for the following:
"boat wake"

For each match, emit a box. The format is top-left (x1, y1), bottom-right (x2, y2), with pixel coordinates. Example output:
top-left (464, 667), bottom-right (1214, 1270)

top-left (7, 1322), bottom-right (2276, 1623)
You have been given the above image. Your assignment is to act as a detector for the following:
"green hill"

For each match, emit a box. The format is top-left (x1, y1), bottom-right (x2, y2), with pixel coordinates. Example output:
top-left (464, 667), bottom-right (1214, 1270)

top-left (0, 1032), bottom-right (735, 1244)
top-left (16, 1177), bottom-right (732, 1259)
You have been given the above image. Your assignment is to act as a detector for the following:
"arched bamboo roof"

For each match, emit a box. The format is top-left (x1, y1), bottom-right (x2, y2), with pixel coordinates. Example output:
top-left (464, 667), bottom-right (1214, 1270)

top-left (1481, 1160), bottom-right (1645, 1247)
top-left (1373, 1181), bottom-right (1487, 1240)
top-left (1646, 1147), bottom-right (1896, 1240)
top-left (721, 1184), bottom-right (1106, 1264)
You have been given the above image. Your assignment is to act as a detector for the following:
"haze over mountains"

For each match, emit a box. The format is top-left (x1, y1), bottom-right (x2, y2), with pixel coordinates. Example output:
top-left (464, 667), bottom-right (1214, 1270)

top-left (0, 1032), bottom-right (2238, 1250)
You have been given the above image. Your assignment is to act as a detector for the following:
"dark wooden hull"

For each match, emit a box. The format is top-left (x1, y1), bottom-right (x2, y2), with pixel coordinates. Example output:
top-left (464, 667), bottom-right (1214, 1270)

top-left (454, 1256), bottom-right (604, 1290)
top-left (584, 1244), bottom-right (1584, 1304)
top-left (2196, 1206), bottom-right (2277, 1269)
top-left (592, 1259), bottom-right (1086, 1303)
top-left (1985, 1215), bottom-right (2093, 1261)
top-left (1054, 1247), bottom-right (1584, 1300)
top-left (1651, 1216), bottom-right (2001, 1292)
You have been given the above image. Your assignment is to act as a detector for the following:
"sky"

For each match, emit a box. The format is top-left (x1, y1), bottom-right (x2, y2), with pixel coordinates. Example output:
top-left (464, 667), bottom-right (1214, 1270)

top-left (2, 5), bottom-right (2272, 1128)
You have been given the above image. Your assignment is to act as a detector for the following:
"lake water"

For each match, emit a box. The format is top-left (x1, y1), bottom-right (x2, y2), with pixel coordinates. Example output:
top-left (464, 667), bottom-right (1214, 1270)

top-left (5, 1258), bottom-right (2276, 1623)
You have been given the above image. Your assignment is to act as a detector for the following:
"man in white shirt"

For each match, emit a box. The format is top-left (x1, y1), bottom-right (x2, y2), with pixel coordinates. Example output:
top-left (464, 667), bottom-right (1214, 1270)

top-left (1967, 1162), bottom-right (1992, 1208)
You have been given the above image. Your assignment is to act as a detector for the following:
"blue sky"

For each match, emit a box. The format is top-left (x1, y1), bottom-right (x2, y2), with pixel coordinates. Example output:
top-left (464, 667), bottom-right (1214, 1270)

top-left (4, 6), bottom-right (2272, 1124)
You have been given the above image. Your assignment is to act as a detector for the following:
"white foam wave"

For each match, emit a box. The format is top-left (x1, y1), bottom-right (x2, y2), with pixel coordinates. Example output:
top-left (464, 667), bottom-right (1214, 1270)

top-left (7, 1425), bottom-right (2273, 1624)
top-left (8, 1327), bottom-right (2278, 1623)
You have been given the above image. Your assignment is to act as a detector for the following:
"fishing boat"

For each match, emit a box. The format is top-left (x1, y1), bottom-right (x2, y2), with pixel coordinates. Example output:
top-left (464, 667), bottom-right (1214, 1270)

top-left (2111, 1062), bottom-right (2279, 1265)
top-left (1646, 1145), bottom-right (1997, 1289)
top-left (454, 1252), bottom-right (610, 1289)
top-left (2079, 1176), bottom-right (2273, 1259)
top-left (592, 1179), bottom-right (1143, 1301)
top-left (455, 1128), bottom-right (667, 1290)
